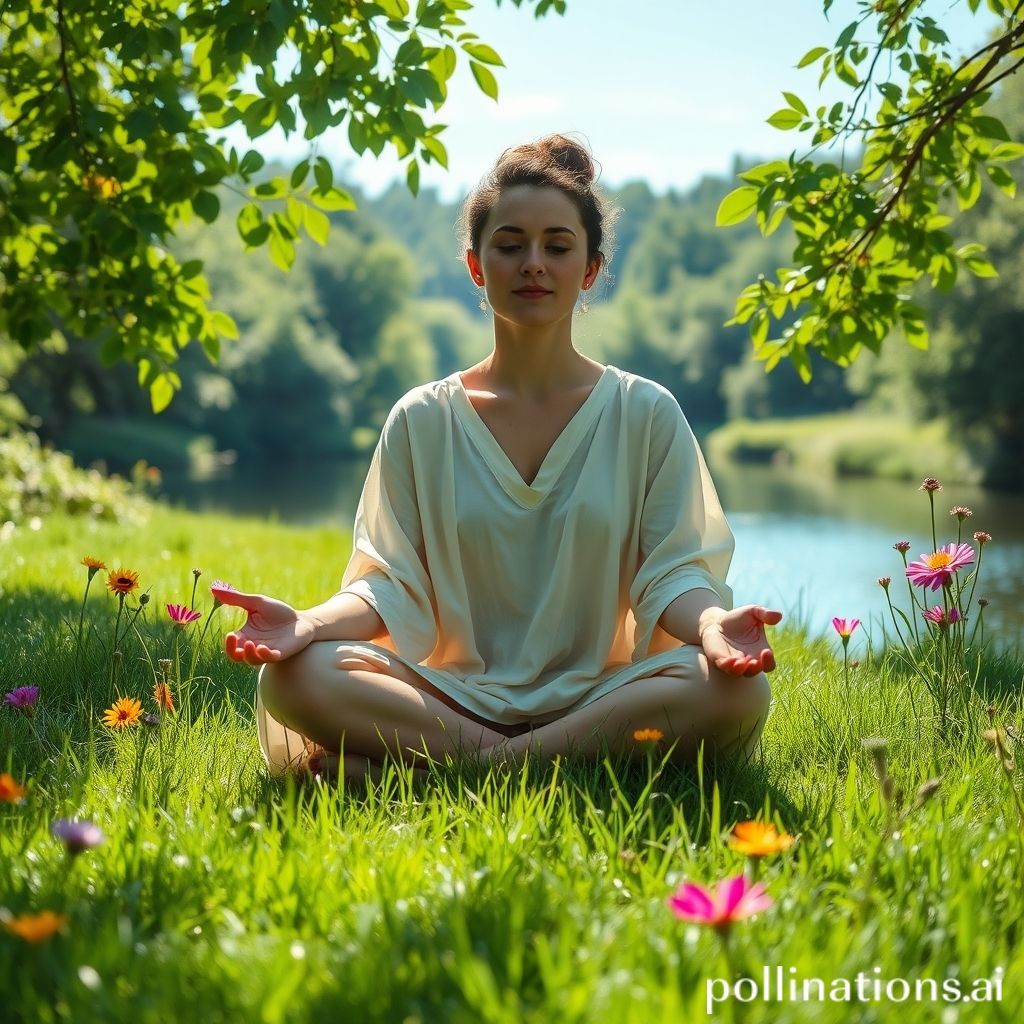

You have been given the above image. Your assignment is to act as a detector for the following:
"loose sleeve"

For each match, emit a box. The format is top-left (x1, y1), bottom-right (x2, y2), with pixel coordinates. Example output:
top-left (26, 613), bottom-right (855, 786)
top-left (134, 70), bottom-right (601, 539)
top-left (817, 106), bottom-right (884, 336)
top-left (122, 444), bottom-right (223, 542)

top-left (629, 392), bottom-right (735, 660)
top-left (337, 405), bottom-right (439, 663)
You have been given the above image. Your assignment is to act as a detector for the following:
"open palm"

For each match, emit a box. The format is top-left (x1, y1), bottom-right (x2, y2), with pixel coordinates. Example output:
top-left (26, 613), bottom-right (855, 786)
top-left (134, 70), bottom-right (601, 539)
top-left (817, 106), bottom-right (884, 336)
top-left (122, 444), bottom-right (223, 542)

top-left (700, 604), bottom-right (783, 677)
top-left (218, 588), bottom-right (317, 665)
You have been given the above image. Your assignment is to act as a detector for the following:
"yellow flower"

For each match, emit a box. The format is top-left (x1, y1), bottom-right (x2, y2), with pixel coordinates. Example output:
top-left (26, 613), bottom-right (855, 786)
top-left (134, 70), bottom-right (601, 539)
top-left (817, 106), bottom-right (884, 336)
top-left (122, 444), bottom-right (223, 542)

top-left (106, 568), bottom-right (140, 595)
top-left (81, 556), bottom-right (106, 572)
top-left (3, 911), bottom-right (69, 943)
top-left (728, 821), bottom-right (795, 858)
top-left (153, 681), bottom-right (175, 714)
top-left (632, 728), bottom-right (665, 743)
top-left (102, 697), bottom-right (143, 728)
top-left (0, 772), bottom-right (27, 803)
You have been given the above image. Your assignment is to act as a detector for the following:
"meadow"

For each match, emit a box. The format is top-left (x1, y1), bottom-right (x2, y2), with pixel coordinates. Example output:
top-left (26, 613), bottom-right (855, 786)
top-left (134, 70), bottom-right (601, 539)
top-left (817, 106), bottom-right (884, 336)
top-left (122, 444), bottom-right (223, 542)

top-left (1, 504), bottom-right (1022, 1023)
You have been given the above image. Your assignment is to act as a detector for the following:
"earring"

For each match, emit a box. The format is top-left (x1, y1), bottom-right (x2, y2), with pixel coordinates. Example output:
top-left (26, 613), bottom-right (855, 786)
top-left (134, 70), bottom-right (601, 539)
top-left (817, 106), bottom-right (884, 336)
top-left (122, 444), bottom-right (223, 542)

top-left (580, 296), bottom-right (589, 314)
top-left (479, 295), bottom-right (487, 312)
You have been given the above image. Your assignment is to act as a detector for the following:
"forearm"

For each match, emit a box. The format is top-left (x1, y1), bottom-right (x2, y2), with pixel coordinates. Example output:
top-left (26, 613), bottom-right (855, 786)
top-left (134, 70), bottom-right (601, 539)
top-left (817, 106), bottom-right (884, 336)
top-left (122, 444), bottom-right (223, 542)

top-left (657, 588), bottom-right (727, 645)
top-left (301, 591), bottom-right (387, 642)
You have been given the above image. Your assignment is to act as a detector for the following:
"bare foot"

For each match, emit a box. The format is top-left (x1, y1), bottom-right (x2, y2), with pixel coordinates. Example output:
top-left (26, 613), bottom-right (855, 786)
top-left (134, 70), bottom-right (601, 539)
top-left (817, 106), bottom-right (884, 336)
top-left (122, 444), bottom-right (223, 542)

top-left (304, 744), bottom-right (340, 782)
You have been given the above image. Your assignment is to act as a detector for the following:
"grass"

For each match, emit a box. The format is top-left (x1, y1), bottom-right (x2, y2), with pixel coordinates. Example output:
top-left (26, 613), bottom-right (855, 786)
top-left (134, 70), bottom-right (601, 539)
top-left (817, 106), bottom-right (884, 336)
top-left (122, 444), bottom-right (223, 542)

top-left (1, 506), bottom-right (1023, 1023)
top-left (705, 413), bottom-right (981, 485)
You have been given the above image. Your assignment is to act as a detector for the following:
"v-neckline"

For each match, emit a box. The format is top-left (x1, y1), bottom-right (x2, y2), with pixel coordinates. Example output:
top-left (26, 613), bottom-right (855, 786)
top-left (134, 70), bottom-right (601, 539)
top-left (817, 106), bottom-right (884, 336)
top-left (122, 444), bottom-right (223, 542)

top-left (449, 365), bottom-right (616, 508)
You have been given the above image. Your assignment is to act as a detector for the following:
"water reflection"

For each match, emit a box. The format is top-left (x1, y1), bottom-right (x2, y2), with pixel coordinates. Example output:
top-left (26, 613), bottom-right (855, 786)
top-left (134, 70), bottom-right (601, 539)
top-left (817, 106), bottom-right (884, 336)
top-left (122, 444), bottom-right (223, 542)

top-left (158, 457), bottom-right (1023, 653)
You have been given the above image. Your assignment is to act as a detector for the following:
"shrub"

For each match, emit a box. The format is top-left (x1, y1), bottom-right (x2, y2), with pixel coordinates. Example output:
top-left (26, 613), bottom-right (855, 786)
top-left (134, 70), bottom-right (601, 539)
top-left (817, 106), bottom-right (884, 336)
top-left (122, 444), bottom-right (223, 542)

top-left (0, 430), bottom-right (152, 525)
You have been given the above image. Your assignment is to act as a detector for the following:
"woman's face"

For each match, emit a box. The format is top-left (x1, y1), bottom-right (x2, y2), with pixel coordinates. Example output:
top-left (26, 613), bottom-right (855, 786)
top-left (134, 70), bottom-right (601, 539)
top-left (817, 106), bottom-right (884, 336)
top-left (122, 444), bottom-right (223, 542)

top-left (467, 185), bottom-right (601, 330)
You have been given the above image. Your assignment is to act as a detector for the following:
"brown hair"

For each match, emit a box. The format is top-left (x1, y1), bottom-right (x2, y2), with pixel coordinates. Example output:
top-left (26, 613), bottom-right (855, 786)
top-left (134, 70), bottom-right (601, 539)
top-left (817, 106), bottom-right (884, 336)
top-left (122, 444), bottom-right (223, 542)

top-left (457, 133), bottom-right (617, 272)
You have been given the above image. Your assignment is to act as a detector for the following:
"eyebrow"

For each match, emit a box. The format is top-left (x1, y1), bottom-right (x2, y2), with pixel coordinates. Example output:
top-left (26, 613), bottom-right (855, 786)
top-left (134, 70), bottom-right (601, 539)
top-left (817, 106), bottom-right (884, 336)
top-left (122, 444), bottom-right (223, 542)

top-left (490, 225), bottom-right (577, 237)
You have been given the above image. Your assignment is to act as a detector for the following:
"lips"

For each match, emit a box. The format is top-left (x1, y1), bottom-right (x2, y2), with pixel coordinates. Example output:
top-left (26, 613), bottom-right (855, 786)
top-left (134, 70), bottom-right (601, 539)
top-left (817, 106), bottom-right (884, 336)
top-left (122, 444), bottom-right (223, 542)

top-left (514, 288), bottom-right (552, 297)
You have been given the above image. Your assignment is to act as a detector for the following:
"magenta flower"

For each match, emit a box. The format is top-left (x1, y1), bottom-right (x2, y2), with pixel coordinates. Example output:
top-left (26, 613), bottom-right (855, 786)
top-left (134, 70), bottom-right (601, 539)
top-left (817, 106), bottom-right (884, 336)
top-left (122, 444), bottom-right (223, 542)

top-left (906, 543), bottom-right (975, 591)
top-left (922, 606), bottom-right (964, 628)
top-left (832, 617), bottom-right (860, 640)
top-left (51, 819), bottom-right (105, 856)
top-left (166, 603), bottom-right (202, 627)
top-left (667, 876), bottom-right (773, 929)
top-left (4, 686), bottom-right (40, 717)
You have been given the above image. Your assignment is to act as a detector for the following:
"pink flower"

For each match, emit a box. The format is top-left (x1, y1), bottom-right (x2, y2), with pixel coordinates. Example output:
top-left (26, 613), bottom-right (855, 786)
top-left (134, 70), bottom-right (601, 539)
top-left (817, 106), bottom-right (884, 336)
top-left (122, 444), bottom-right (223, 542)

top-left (4, 686), bottom-right (40, 717)
top-left (667, 876), bottom-right (773, 929)
top-left (832, 617), bottom-right (860, 639)
top-left (51, 819), bottom-right (105, 856)
top-left (905, 543), bottom-right (975, 591)
top-left (166, 604), bottom-right (202, 627)
top-left (922, 606), bottom-right (964, 628)
top-left (974, 531), bottom-right (992, 546)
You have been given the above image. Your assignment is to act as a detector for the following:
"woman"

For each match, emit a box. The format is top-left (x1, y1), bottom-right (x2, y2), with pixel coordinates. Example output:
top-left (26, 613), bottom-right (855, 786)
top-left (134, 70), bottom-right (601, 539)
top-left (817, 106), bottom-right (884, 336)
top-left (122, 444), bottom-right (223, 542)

top-left (219, 134), bottom-right (782, 782)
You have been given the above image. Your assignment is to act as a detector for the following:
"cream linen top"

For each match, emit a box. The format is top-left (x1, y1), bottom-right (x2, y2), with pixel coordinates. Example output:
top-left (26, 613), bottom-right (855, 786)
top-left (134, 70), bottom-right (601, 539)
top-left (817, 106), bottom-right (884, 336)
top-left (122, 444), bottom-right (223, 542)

top-left (331, 363), bottom-right (734, 725)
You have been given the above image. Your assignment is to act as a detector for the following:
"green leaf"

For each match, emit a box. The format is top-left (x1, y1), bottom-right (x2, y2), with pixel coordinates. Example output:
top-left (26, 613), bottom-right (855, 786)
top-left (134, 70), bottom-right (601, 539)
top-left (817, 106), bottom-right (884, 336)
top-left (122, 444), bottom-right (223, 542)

top-left (963, 254), bottom-right (999, 278)
top-left (150, 372), bottom-right (177, 413)
top-left (462, 42), bottom-right (504, 66)
top-left (767, 109), bottom-right (803, 130)
top-left (716, 186), bottom-right (758, 227)
top-left (989, 142), bottom-right (1024, 162)
top-left (304, 204), bottom-right (330, 246)
top-left (309, 187), bottom-right (356, 212)
top-left (179, 259), bottom-right (204, 279)
top-left (210, 310), bottom-right (239, 339)
top-left (972, 115), bottom-right (1011, 142)
top-left (901, 317), bottom-right (929, 351)
top-left (986, 164), bottom-right (1016, 198)
top-left (796, 45), bottom-right (829, 69)
top-left (783, 91), bottom-right (808, 116)
top-left (269, 231), bottom-right (295, 271)
top-left (314, 157), bottom-right (333, 192)
top-left (406, 159), bottom-right (420, 196)
top-left (470, 61), bottom-right (499, 100)
top-left (290, 158), bottom-right (310, 189)
top-left (192, 191), bottom-right (220, 223)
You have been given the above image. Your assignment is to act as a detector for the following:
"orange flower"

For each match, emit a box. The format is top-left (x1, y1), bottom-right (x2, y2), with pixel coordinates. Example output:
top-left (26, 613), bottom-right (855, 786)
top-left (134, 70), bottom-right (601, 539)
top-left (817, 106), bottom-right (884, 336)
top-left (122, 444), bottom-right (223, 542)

top-left (82, 174), bottom-right (122, 198)
top-left (633, 728), bottom-right (665, 743)
top-left (153, 681), bottom-right (175, 714)
top-left (106, 568), bottom-right (140, 595)
top-left (102, 697), bottom-right (143, 728)
top-left (3, 911), bottom-right (69, 943)
top-left (728, 821), bottom-right (795, 858)
top-left (0, 773), bottom-right (27, 803)
top-left (81, 556), bottom-right (106, 572)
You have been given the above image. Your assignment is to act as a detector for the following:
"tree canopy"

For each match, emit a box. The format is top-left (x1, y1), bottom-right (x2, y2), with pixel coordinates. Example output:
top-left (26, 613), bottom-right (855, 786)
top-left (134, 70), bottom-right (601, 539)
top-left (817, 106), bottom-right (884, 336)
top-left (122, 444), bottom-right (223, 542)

top-left (0, 0), bottom-right (564, 410)
top-left (720, 0), bottom-right (1024, 381)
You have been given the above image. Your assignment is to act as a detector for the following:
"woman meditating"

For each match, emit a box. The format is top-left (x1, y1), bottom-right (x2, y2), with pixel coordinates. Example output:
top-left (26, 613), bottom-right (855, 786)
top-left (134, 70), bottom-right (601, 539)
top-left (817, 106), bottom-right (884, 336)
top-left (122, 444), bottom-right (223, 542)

top-left (219, 134), bottom-right (782, 782)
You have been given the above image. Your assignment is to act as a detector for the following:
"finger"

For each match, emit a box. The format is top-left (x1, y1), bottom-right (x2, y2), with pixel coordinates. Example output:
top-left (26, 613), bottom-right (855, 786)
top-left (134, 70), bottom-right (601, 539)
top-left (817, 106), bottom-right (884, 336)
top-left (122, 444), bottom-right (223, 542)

top-left (212, 587), bottom-right (261, 613)
top-left (762, 650), bottom-right (776, 672)
top-left (754, 606), bottom-right (784, 625)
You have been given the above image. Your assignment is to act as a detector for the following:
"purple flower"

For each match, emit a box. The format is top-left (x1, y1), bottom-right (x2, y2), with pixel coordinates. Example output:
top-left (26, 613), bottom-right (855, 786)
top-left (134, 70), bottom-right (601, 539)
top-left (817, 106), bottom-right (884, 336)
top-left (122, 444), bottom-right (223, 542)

top-left (51, 819), bottom-right (105, 856)
top-left (4, 686), bottom-right (40, 717)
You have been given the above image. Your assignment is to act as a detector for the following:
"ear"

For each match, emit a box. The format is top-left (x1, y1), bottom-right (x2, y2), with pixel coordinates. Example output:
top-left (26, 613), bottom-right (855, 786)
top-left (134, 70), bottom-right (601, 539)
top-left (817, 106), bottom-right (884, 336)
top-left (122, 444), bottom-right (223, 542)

top-left (466, 249), bottom-right (485, 286)
top-left (582, 252), bottom-right (603, 290)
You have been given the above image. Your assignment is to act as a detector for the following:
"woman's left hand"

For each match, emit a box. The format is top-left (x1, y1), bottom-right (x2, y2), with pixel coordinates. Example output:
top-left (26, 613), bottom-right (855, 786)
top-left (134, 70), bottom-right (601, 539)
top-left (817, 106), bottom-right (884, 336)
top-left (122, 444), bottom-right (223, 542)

top-left (699, 604), bottom-right (783, 677)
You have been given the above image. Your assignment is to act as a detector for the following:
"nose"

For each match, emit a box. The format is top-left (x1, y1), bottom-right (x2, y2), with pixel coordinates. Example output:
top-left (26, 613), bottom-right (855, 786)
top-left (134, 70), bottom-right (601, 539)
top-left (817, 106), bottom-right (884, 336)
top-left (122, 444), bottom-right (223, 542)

top-left (520, 244), bottom-right (545, 276)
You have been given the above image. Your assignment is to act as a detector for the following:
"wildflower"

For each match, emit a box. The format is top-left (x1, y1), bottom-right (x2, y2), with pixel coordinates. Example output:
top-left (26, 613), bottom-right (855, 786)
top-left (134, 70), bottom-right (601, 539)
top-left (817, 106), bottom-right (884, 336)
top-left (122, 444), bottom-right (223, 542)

top-left (139, 593), bottom-right (150, 607)
top-left (974, 531), bottom-right (992, 546)
top-left (153, 680), bottom-right (175, 714)
top-left (906, 543), bottom-right (974, 591)
top-left (832, 617), bottom-right (860, 641)
top-left (877, 576), bottom-right (890, 589)
top-left (80, 557), bottom-right (106, 578)
top-left (667, 876), bottom-right (773, 929)
top-left (633, 728), bottom-right (665, 743)
top-left (914, 777), bottom-right (942, 808)
top-left (0, 773), bottom-right (27, 803)
top-left (4, 686), bottom-right (40, 717)
top-left (862, 736), bottom-right (889, 781)
top-left (3, 911), bottom-right (69, 943)
top-left (949, 506), bottom-right (973, 520)
top-left (51, 819), bottom-right (105, 856)
top-left (192, 568), bottom-right (203, 579)
top-left (978, 598), bottom-right (989, 608)
top-left (727, 821), bottom-right (794, 857)
top-left (166, 603), bottom-right (202, 627)
top-left (893, 541), bottom-right (911, 553)
top-left (106, 568), bottom-right (140, 595)
top-left (101, 697), bottom-right (143, 729)
top-left (922, 606), bottom-right (964, 628)
top-left (919, 477), bottom-right (943, 492)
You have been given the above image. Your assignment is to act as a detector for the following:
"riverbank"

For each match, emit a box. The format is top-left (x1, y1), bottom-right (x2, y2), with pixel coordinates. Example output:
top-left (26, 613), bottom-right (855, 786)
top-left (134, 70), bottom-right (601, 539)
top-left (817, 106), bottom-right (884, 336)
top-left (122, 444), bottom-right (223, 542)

top-left (705, 412), bottom-right (981, 485)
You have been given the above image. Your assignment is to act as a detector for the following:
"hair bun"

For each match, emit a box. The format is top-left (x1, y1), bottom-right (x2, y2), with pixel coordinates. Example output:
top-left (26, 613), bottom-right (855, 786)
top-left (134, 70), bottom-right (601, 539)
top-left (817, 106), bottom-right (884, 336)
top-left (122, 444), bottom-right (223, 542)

top-left (536, 133), bottom-right (596, 183)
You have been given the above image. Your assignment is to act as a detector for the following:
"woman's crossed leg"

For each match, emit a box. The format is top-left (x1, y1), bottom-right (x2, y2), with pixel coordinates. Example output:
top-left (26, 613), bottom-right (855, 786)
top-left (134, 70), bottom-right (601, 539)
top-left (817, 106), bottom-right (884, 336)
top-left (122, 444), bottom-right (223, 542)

top-left (258, 642), bottom-right (771, 781)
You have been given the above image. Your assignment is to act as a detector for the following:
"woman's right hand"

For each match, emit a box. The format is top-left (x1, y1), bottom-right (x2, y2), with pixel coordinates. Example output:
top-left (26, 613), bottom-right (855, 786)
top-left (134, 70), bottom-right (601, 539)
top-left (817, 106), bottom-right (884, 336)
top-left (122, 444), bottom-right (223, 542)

top-left (217, 588), bottom-right (318, 665)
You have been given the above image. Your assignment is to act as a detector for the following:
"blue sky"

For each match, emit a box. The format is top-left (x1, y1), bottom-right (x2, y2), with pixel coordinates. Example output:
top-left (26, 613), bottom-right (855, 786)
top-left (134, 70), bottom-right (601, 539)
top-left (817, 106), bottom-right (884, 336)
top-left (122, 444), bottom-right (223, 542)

top-left (234, 0), bottom-right (999, 198)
